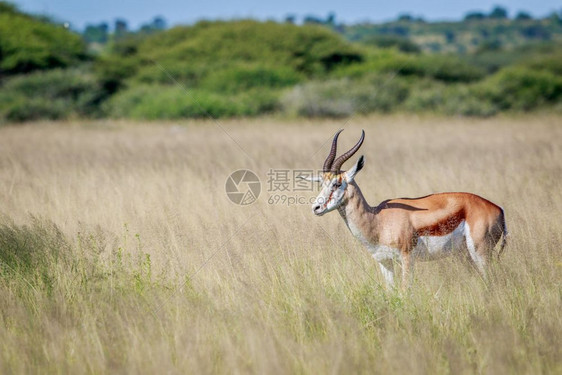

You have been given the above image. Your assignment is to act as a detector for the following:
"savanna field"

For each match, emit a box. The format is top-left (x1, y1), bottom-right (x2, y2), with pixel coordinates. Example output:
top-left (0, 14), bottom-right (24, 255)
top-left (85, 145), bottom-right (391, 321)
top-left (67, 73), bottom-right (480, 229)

top-left (0, 115), bottom-right (561, 373)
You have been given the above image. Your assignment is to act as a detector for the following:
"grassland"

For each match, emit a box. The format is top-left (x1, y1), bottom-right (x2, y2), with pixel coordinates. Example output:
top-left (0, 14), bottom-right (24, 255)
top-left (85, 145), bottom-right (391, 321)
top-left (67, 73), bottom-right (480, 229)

top-left (0, 115), bottom-right (561, 373)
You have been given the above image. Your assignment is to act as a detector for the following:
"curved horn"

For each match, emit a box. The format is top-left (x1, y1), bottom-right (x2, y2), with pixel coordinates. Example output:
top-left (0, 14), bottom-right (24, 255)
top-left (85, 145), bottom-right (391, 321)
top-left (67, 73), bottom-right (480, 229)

top-left (331, 130), bottom-right (365, 172)
top-left (323, 129), bottom-right (344, 172)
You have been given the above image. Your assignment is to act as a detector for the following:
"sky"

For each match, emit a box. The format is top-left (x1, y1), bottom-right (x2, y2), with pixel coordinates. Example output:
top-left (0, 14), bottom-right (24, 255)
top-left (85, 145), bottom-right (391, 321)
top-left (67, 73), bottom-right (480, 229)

top-left (12, 0), bottom-right (562, 30)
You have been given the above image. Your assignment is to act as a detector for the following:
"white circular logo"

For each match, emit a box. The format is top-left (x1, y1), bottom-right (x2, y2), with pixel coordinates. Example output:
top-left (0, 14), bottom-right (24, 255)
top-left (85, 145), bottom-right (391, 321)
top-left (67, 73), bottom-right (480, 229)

top-left (225, 170), bottom-right (261, 205)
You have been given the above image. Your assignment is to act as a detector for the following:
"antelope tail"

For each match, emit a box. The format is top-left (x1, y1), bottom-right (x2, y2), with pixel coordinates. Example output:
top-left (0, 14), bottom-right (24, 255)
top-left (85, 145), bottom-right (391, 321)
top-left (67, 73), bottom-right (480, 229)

top-left (497, 207), bottom-right (508, 259)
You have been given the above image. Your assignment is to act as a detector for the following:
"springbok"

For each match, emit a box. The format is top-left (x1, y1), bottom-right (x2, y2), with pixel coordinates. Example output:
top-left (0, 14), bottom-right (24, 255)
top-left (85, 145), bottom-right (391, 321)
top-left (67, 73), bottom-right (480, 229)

top-left (302, 130), bottom-right (507, 289)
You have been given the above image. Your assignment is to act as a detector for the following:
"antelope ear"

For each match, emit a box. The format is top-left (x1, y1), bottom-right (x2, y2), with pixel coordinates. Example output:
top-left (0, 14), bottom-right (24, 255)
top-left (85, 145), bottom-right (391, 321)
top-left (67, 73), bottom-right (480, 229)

top-left (345, 155), bottom-right (364, 183)
top-left (297, 174), bottom-right (323, 182)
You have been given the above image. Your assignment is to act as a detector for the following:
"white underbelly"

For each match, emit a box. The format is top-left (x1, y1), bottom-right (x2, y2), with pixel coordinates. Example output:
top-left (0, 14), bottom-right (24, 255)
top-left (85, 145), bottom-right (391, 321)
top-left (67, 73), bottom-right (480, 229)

top-left (413, 220), bottom-right (468, 261)
top-left (346, 217), bottom-right (470, 263)
top-left (346, 220), bottom-right (401, 261)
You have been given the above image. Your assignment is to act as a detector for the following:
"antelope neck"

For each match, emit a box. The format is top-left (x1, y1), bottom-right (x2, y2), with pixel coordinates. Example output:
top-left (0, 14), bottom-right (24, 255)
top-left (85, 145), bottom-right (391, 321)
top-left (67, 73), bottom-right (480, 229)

top-left (337, 182), bottom-right (378, 238)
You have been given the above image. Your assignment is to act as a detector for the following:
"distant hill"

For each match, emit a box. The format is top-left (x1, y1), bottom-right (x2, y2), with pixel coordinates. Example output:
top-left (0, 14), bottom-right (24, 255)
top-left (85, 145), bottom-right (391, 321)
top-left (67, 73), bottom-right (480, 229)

top-left (96, 20), bottom-right (365, 119)
top-left (341, 15), bottom-right (562, 54)
top-left (0, 2), bottom-right (561, 122)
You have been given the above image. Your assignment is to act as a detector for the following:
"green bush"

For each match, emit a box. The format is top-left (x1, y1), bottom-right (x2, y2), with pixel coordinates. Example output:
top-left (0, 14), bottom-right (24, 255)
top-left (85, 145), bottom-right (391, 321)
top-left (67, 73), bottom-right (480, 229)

top-left (359, 35), bottom-right (421, 53)
top-left (466, 49), bottom-right (524, 74)
top-left (440, 86), bottom-right (499, 116)
top-left (403, 66), bottom-right (562, 116)
top-left (0, 68), bottom-right (107, 122)
top-left (354, 74), bottom-right (410, 113)
top-left (402, 80), bottom-right (444, 112)
top-left (331, 49), bottom-right (402, 78)
top-left (200, 65), bottom-right (303, 93)
top-left (380, 54), bottom-right (486, 82)
top-left (94, 55), bottom-right (141, 94)
top-left (333, 51), bottom-right (485, 83)
top-left (0, 95), bottom-right (69, 122)
top-left (281, 80), bottom-right (355, 118)
top-left (132, 62), bottom-right (208, 87)
top-left (0, 5), bottom-right (86, 74)
top-left (467, 43), bottom-right (562, 74)
top-left (105, 84), bottom-right (280, 119)
top-left (404, 81), bottom-right (499, 117)
top-left (522, 53), bottom-right (562, 75)
top-left (281, 74), bottom-right (409, 117)
top-left (480, 67), bottom-right (562, 110)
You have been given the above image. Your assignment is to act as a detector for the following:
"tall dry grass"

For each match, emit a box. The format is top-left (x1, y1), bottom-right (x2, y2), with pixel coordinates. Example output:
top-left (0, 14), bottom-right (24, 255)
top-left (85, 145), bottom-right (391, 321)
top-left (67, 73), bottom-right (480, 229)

top-left (0, 115), bottom-right (561, 374)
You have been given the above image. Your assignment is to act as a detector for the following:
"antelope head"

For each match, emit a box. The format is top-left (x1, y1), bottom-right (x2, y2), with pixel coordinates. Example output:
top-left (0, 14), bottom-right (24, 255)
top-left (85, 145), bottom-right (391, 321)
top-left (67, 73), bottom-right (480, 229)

top-left (303, 129), bottom-right (365, 216)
